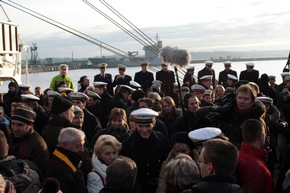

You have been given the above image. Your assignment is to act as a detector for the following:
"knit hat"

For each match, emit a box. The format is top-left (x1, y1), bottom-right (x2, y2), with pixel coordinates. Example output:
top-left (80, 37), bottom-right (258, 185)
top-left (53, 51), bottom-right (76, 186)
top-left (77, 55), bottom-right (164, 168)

top-left (170, 132), bottom-right (195, 149)
top-left (131, 90), bottom-right (145, 102)
top-left (11, 106), bottom-right (35, 124)
top-left (8, 81), bottom-right (18, 88)
top-left (51, 95), bottom-right (73, 115)
top-left (260, 73), bottom-right (269, 82)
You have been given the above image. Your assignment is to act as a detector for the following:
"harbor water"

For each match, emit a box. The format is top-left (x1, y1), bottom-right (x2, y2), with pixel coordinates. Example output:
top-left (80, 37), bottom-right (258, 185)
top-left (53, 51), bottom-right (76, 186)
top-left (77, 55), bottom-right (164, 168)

top-left (0, 60), bottom-right (287, 93)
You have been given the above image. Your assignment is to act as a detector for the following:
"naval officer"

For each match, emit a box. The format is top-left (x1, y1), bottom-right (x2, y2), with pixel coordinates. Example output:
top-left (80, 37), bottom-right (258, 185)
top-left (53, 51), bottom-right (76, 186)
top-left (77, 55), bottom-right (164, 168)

top-left (121, 108), bottom-right (168, 193)
top-left (239, 62), bottom-right (259, 84)
top-left (134, 62), bottom-right (154, 94)
top-left (112, 64), bottom-right (132, 87)
top-left (94, 63), bottom-right (114, 96)
top-left (197, 60), bottom-right (216, 88)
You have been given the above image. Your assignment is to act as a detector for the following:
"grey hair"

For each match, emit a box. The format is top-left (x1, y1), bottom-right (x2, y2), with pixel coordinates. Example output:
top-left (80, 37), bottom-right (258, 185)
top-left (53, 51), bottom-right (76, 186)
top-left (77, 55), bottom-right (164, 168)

top-left (58, 127), bottom-right (85, 146)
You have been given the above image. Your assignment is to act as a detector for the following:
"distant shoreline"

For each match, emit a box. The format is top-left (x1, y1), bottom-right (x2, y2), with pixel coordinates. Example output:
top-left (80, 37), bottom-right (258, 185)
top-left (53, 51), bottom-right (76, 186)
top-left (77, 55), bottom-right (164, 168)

top-left (22, 56), bottom-right (288, 74)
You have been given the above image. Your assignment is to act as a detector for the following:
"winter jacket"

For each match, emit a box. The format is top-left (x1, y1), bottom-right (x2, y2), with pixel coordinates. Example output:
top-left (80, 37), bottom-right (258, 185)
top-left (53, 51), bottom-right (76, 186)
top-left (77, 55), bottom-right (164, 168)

top-left (237, 143), bottom-right (275, 193)
top-left (87, 155), bottom-right (107, 193)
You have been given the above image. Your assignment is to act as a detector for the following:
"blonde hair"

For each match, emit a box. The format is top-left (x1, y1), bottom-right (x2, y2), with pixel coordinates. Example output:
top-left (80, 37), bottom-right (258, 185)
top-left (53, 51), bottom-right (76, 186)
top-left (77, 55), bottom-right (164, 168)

top-left (93, 135), bottom-right (122, 157)
top-left (165, 154), bottom-right (200, 191)
top-left (0, 175), bottom-right (5, 193)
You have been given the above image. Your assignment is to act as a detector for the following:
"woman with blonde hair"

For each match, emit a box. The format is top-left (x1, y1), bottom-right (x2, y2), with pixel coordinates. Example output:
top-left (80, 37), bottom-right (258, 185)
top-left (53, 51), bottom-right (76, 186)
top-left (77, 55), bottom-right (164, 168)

top-left (164, 154), bottom-right (200, 193)
top-left (156, 132), bottom-right (198, 193)
top-left (87, 135), bottom-right (122, 193)
top-left (214, 85), bottom-right (225, 100)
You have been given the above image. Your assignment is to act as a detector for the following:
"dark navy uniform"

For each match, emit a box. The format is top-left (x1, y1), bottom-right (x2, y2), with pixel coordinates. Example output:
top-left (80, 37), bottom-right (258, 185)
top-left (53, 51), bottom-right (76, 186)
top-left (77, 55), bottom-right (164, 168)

top-left (183, 72), bottom-right (196, 88)
top-left (197, 67), bottom-right (216, 87)
top-left (239, 69), bottom-right (259, 84)
top-left (239, 63), bottom-right (259, 84)
top-left (112, 75), bottom-right (132, 87)
top-left (134, 71), bottom-right (154, 94)
top-left (96, 91), bottom-right (113, 128)
top-left (94, 73), bottom-right (114, 96)
top-left (218, 69), bottom-right (238, 88)
top-left (156, 70), bottom-right (175, 97)
top-left (121, 131), bottom-right (167, 193)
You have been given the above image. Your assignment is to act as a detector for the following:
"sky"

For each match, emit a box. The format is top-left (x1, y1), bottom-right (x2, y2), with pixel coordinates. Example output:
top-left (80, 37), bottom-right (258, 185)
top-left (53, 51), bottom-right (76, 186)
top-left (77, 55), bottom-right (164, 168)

top-left (0, 0), bottom-right (290, 58)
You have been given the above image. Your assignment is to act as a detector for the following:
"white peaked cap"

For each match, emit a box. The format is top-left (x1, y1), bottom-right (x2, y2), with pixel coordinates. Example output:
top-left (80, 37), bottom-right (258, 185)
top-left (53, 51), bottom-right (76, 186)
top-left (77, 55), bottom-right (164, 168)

top-left (98, 63), bottom-right (108, 68)
top-left (47, 90), bottom-right (60, 97)
top-left (58, 87), bottom-right (73, 92)
top-left (200, 75), bottom-right (213, 80)
top-left (256, 96), bottom-right (273, 105)
top-left (93, 81), bottom-right (108, 86)
top-left (21, 94), bottom-right (40, 101)
top-left (281, 72), bottom-right (290, 77)
top-left (130, 81), bottom-right (141, 88)
top-left (204, 89), bottom-right (213, 96)
top-left (224, 61), bottom-right (232, 65)
top-left (205, 60), bottom-right (214, 65)
top-left (69, 92), bottom-right (89, 101)
top-left (245, 62), bottom-right (255, 67)
top-left (131, 108), bottom-right (158, 123)
top-left (120, 85), bottom-right (136, 92)
top-left (86, 90), bottom-right (101, 99)
top-left (186, 65), bottom-right (195, 70)
top-left (191, 84), bottom-right (206, 92)
top-left (19, 83), bottom-right (31, 88)
top-left (227, 74), bottom-right (238, 80)
top-left (188, 127), bottom-right (222, 142)
top-left (118, 64), bottom-right (127, 69)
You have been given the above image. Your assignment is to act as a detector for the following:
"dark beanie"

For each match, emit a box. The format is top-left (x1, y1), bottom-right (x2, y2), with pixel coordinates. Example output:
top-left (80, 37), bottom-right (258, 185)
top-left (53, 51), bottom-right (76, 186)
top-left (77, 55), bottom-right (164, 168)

top-left (8, 81), bottom-right (18, 88)
top-left (51, 95), bottom-right (73, 115)
top-left (170, 132), bottom-right (195, 149)
top-left (234, 80), bottom-right (249, 89)
top-left (260, 73), bottom-right (269, 82)
top-left (11, 106), bottom-right (35, 124)
top-left (131, 90), bottom-right (145, 102)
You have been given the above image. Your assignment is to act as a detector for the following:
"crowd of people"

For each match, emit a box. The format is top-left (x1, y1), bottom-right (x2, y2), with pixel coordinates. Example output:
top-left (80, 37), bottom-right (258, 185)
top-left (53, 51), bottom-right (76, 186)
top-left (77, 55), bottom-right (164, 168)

top-left (0, 60), bottom-right (290, 193)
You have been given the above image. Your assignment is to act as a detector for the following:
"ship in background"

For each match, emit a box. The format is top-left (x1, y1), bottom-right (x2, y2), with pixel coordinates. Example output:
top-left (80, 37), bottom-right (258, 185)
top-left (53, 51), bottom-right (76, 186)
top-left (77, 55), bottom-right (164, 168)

top-left (88, 39), bottom-right (163, 68)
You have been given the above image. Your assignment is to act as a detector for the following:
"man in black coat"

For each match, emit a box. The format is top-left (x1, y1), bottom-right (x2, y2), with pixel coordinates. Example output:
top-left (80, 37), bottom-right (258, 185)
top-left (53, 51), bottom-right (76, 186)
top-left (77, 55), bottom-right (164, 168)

top-left (21, 94), bottom-right (49, 135)
top-left (46, 127), bottom-right (88, 193)
top-left (112, 64), bottom-right (132, 87)
top-left (68, 92), bottom-right (102, 145)
top-left (198, 60), bottom-right (216, 88)
top-left (94, 63), bottom-right (114, 96)
top-left (156, 63), bottom-right (175, 97)
top-left (239, 62), bottom-right (259, 84)
top-left (183, 65), bottom-right (196, 89)
top-left (107, 85), bottom-right (135, 113)
top-left (134, 62), bottom-right (154, 94)
top-left (183, 139), bottom-right (249, 193)
top-left (121, 108), bottom-right (168, 193)
top-left (218, 61), bottom-right (238, 88)
top-left (93, 82), bottom-right (113, 128)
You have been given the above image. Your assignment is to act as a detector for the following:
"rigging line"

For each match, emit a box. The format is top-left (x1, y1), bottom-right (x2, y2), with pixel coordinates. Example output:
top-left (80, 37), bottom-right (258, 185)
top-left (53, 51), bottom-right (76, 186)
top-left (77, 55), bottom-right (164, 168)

top-left (4, 0), bottom-right (133, 59)
top-left (0, 3), bottom-right (11, 21)
top-left (99, 0), bottom-right (160, 52)
top-left (83, 0), bottom-right (159, 55)
top-left (83, 0), bottom-right (158, 55)
top-left (1, 3), bottom-right (136, 62)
